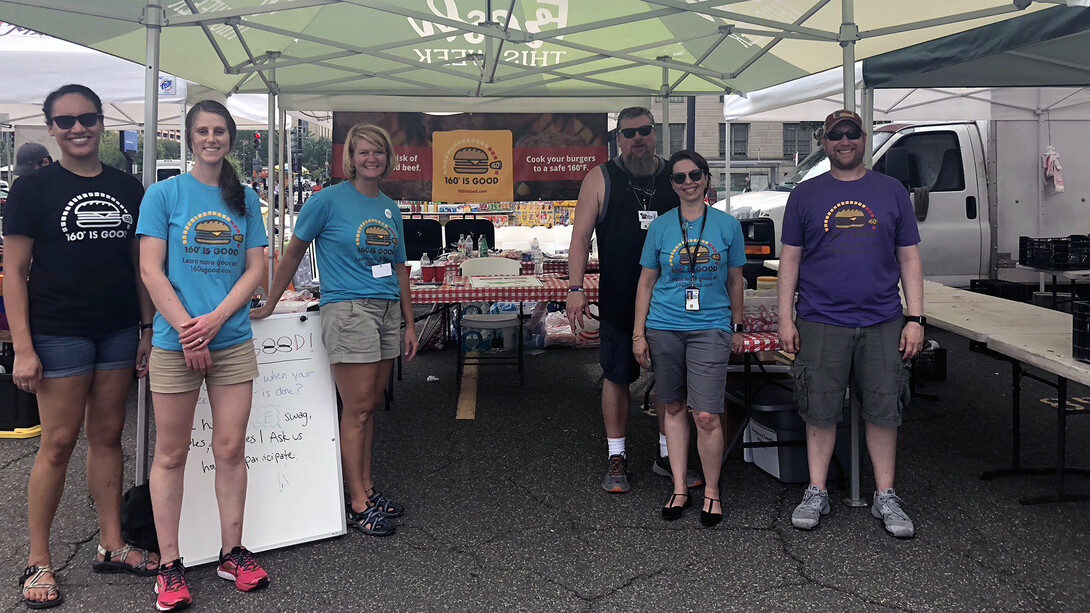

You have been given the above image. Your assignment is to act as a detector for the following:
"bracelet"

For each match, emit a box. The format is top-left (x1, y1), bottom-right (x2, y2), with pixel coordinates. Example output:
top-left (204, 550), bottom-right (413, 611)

top-left (568, 285), bottom-right (584, 292)
top-left (140, 323), bottom-right (153, 331)
top-left (632, 335), bottom-right (645, 341)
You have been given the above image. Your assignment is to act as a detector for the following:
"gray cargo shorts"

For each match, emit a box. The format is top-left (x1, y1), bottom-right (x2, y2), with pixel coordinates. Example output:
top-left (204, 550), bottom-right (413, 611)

top-left (791, 316), bottom-right (911, 429)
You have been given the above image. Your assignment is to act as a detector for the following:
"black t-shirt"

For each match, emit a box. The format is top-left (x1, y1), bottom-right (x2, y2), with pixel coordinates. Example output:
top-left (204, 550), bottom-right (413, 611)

top-left (595, 157), bottom-right (678, 327)
top-left (3, 163), bottom-right (144, 336)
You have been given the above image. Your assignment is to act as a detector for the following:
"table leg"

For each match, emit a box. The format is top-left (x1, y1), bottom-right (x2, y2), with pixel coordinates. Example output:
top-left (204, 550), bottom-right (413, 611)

top-left (843, 390), bottom-right (868, 507)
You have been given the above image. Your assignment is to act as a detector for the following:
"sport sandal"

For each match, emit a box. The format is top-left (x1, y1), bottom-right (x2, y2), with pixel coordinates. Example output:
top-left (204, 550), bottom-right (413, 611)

top-left (19, 565), bottom-right (63, 610)
top-left (367, 491), bottom-right (404, 518)
top-left (347, 504), bottom-right (396, 537)
top-left (93, 543), bottom-right (159, 576)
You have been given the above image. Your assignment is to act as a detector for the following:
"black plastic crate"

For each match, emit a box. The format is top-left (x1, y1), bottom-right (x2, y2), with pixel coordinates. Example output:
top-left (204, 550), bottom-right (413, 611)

top-left (1075, 301), bottom-right (1090, 364)
top-left (1018, 235), bottom-right (1090, 270)
top-left (969, 278), bottom-right (1033, 302)
top-left (0, 374), bottom-right (39, 432)
top-left (910, 347), bottom-right (947, 381)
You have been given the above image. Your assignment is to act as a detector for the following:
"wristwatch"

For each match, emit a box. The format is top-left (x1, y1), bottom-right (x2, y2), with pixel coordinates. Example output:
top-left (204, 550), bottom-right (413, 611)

top-left (732, 323), bottom-right (744, 333)
top-left (568, 285), bottom-right (584, 292)
top-left (904, 315), bottom-right (926, 325)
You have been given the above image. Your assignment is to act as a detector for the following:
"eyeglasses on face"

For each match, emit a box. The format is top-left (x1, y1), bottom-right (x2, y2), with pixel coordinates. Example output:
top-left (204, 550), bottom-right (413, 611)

top-left (826, 128), bottom-right (863, 141)
top-left (619, 125), bottom-right (654, 139)
top-left (51, 113), bottom-right (103, 130)
top-left (670, 169), bottom-right (705, 184)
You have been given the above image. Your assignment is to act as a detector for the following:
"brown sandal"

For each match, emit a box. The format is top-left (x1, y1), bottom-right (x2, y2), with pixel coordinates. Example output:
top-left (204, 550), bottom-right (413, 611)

top-left (92, 543), bottom-right (159, 576)
top-left (19, 565), bottom-right (63, 610)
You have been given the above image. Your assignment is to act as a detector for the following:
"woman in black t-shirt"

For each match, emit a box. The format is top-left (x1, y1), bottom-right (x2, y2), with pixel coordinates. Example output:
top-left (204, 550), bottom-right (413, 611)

top-left (3, 84), bottom-right (157, 609)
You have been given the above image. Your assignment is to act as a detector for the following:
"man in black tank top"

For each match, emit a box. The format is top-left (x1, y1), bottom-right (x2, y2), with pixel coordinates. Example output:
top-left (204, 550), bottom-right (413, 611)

top-left (568, 107), bottom-right (702, 494)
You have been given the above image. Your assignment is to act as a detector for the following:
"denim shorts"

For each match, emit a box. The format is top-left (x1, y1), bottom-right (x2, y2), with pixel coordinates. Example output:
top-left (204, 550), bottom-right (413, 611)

top-left (791, 317), bottom-right (911, 429)
top-left (32, 326), bottom-right (139, 379)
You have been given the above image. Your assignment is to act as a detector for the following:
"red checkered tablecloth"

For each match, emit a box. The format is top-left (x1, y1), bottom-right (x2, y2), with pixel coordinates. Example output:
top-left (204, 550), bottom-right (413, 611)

top-left (741, 332), bottom-right (780, 352)
top-left (411, 273), bottom-right (599, 303)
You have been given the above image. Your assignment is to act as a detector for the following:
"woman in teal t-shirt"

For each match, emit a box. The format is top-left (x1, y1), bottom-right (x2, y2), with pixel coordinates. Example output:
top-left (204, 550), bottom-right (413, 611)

top-left (137, 100), bottom-right (269, 611)
top-left (633, 150), bottom-right (746, 528)
top-left (253, 124), bottom-right (418, 538)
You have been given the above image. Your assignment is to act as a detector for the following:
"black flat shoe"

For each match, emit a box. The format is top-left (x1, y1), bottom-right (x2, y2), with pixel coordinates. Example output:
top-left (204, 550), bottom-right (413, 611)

top-left (700, 497), bottom-right (723, 527)
top-left (661, 493), bottom-right (692, 521)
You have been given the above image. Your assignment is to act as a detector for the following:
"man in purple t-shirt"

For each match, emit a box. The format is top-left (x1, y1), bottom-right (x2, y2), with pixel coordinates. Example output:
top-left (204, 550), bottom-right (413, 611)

top-left (777, 109), bottom-right (925, 539)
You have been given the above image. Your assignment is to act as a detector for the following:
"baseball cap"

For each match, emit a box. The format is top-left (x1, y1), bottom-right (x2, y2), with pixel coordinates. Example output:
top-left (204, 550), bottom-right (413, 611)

top-left (14, 142), bottom-right (51, 176)
top-left (823, 109), bottom-right (863, 134)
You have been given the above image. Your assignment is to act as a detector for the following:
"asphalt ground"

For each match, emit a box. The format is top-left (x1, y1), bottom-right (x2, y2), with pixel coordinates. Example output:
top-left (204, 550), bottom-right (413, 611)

top-left (2, 326), bottom-right (1090, 612)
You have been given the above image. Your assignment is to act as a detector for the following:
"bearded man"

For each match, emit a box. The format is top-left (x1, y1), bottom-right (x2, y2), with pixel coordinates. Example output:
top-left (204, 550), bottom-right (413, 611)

top-left (568, 106), bottom-right (702, 493)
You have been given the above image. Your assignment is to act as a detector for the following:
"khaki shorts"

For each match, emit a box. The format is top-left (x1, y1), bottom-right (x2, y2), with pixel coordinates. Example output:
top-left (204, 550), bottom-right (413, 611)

top-left (148, 340), bottom-right (259, 393)
top-left (320, 298), bottom-right (402, 364)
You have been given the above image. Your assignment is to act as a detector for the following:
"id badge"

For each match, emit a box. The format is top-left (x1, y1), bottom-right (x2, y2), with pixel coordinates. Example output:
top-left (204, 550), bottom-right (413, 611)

top-left (684, 288), bottom-right (700, 311)
top-left (638, 210), bottom-right (658, 230)
top-left (372, 263), bottom-right (392, 278)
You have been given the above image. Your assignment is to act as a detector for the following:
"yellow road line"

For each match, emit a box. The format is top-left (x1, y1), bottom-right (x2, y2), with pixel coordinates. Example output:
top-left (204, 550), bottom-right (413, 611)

top-left (456, 364), bottom-right (478, 420)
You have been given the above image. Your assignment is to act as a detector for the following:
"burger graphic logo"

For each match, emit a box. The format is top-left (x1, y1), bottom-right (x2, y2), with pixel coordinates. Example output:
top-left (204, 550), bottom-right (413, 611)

top-left (833, 207), bottom-right (866, 229)
top-left (74, 199), bottom-right (128, 228)
top-left (678, 243), bottom-right (713, 266)
top-left (194, 219), bottom-right (233, 245)
top-left (824, 201), bottom-right (877, 232)
top-left (364, 224), bottom-right (392, 247)
top-left (453, 147), bottom-right (491, 175)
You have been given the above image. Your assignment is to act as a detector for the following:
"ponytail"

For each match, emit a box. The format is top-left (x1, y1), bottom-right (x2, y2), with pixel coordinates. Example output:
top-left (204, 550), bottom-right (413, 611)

top-left (218, 161), bottom-right (246, 216)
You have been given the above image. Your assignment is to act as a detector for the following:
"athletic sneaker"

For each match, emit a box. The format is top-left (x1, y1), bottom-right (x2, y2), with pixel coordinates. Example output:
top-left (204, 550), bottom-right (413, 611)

top-left (217, 546), bottom-right (270, 592)
top-left (871, 488), bottom-right (915, 538)
top-left (602, 454), bottom-right (630, 493)
top-left (651, 455), bottom-right (705, 489)
top-left (155, 560), bottom-right (192, 612)
top-left (791, 484), bottom-right (830, 530)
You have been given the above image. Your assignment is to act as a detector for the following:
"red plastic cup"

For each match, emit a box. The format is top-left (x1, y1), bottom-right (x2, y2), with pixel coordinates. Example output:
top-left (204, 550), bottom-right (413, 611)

top-left (421, 265), bottom-right (436, 282)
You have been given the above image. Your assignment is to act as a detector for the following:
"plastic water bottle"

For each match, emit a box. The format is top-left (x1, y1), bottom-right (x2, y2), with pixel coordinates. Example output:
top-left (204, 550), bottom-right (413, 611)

top-left (478, 234), bottom-right (489, 258)
top-left (458, 234), bottom-right (467, 257)
top-left (531, 237), bottom-right (543, 276)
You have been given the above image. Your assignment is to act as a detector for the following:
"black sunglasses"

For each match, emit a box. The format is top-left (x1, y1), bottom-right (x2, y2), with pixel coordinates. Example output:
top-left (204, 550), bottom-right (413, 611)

top-left (670, 169), bottom-right (705, 184)
top-left (51, 112), bottom-right (103, 130)
top-left (826, 128), bottom-right (863, 141)
top-left (619, 125), bottom-right (654, 139)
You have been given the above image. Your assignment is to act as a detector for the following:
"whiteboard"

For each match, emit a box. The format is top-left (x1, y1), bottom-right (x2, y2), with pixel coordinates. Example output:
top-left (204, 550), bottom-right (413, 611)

top-left (177, 314), bottom-right (345, 565)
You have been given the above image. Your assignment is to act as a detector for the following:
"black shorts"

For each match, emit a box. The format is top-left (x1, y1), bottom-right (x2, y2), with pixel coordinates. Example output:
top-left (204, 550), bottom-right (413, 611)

top-left (599, 319), bottom-right (640, 385)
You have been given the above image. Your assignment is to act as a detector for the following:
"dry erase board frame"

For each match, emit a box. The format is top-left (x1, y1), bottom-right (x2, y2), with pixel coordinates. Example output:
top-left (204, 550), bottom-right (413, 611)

top-left (177, 314), bottom-right (345, 565)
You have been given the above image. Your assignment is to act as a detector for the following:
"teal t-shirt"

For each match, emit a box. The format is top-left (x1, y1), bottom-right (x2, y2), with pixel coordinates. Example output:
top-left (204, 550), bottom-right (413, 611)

top-left (136, 173), bottom-right (268, 350)
top-left (292, 181), bottom-right (406, 306)
top-left (639, 206), bottom-right (747, 331)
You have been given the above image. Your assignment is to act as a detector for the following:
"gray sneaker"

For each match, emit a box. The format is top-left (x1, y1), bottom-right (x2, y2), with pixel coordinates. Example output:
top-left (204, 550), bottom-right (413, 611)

top-left (602, 454), bottom-right (630, 493)
top-left (791, 484), bottom-right (830, 530)
top-left (652, 455), bottom-right (705, 489)
top-left (871, 488), bottom-right (915, 538)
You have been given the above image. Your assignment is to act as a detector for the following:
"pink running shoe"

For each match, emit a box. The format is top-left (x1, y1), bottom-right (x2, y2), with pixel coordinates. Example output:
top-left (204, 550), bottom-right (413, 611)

top-left (155, 560), bottom-right (192, 611)
top-left (216, 546), bottom-right (269, 592)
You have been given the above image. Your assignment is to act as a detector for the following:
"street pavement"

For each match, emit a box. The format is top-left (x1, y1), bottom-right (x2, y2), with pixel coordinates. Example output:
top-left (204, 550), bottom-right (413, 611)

top-left (2, 327), bottom-right (1089, 612)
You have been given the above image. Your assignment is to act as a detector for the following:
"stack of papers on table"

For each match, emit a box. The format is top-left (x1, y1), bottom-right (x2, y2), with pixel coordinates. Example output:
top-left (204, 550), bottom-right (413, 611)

top-left (273, 300), bottom-right (313, 313)
top-left (468, 276), bottom-right (544, 288)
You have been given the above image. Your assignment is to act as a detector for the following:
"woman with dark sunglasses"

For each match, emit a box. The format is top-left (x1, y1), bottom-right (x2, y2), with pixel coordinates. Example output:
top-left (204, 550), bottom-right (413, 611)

top-left (632, 150), bottom-right (747, 527)
top-left (4, 84), bottom-right (157, 609)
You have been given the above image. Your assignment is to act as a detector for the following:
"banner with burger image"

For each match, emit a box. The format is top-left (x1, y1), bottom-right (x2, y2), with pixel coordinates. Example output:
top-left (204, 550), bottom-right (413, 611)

top-left (181, 212), bottom-right (247, 275)
top-left (431, 130), bottom-right (513, 203)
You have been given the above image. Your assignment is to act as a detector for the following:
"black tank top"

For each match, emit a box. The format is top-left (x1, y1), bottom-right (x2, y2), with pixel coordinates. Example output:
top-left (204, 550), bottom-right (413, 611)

top-left (595, 157), bottom-right (678, 326)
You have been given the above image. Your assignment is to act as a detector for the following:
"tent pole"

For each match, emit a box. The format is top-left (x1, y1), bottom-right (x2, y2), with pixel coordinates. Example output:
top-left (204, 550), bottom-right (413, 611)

top-left (178, 101), bottom-right (187, 168)
top-left (280, 108), bottom-right (289, 258)
top-left (862, 87), bottom-right (873, 167)
top-left (136, 0), bottom-right (163, 487)
top-left (267, 55), bottom-right (279, 292)
top-left (841, 0), bottom-right (858, 113)
top-left (660, 59), bottom-right (669, 158)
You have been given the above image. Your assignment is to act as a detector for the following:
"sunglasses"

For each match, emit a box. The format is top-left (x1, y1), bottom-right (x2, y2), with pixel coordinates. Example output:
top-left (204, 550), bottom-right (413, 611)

top-left (670, 169), bottom-right (705, 184)
top-left (826, 128), bottom-right (863, 141)
top-left (619, 125), bottom-right (654, 138)
top-left (51, 113), bottom-right (103, 130)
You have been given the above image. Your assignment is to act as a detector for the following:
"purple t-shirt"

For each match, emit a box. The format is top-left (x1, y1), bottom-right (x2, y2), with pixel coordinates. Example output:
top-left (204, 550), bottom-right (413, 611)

top-left (781, 170), bottom-right (920, 327)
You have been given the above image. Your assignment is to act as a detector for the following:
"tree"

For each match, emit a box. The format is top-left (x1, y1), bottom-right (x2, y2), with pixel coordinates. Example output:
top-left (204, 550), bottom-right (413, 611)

top-left (98, 130), bottom-right (181, 171)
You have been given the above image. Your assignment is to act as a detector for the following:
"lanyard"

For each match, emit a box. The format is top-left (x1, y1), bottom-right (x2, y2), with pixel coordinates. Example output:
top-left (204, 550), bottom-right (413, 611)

top-left (678, 206), bottom-right (707, 287)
